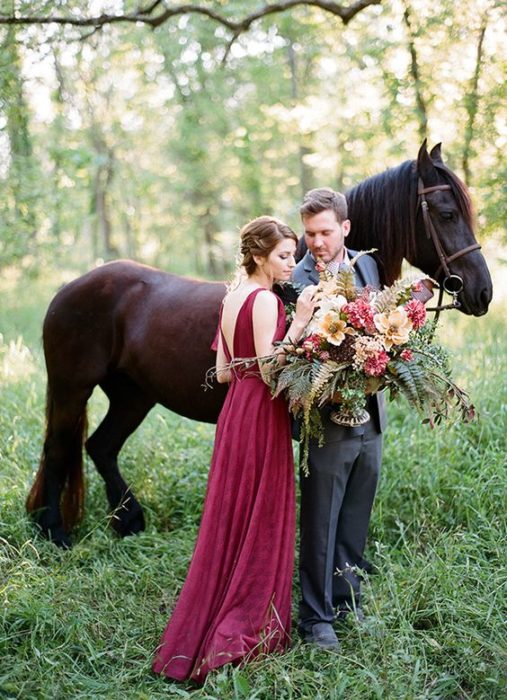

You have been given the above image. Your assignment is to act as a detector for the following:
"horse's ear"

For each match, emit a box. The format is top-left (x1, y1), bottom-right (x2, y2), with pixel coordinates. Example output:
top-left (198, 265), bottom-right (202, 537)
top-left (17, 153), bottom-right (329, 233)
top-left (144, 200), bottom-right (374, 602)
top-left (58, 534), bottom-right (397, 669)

top-left (417, 140), bottom-right (438, 185)
top-left (430, 142), bottom-right (444, 164)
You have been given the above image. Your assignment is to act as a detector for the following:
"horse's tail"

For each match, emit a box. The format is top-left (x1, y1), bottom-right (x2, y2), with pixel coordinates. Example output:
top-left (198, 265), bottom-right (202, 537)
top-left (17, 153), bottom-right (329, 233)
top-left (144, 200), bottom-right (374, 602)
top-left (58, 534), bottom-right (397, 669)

top-left (26, 384), bottom-right (88, 531)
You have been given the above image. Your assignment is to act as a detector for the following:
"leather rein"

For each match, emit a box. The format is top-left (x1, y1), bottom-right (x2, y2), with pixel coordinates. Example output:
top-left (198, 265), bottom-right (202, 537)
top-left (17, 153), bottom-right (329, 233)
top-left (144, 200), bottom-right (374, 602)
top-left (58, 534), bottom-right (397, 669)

top-left (417, 178), bottom-right (481, 323)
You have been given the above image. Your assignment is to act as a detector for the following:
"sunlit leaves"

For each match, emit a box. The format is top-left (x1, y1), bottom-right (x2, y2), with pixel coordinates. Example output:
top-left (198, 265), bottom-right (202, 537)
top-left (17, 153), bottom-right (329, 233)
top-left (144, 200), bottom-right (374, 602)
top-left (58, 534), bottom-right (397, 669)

top-left (0, 0), bottom-right (505, 274)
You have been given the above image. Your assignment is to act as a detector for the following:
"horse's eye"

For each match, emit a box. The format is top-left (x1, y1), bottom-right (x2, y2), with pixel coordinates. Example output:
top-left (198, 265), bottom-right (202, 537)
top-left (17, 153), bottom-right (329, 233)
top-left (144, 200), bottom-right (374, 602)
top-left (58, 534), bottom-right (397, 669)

top-left (440, 211), bottom-right (455, 221)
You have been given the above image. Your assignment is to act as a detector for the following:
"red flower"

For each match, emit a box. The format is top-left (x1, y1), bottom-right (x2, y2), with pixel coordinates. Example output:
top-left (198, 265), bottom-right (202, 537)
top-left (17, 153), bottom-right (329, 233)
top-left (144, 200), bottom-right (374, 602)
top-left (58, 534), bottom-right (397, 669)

top-left (315, 260), bottom-right (326, 273)
top-left (401, 349), bottom-right (413, 362)
top-left (364, 350), bottom-right (390, 376)
top-left (404, 299), bottom-right (427, 329)
top-left (343, 299), bottom-right (375, 332)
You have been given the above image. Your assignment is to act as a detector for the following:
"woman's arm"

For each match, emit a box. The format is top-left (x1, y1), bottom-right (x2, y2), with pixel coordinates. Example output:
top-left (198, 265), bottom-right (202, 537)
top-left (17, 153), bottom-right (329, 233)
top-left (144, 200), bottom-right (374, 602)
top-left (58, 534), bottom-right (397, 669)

top-left (215, 332), bottom-right (232, 384)
top-left (253, 288), bottom-right (316, 383)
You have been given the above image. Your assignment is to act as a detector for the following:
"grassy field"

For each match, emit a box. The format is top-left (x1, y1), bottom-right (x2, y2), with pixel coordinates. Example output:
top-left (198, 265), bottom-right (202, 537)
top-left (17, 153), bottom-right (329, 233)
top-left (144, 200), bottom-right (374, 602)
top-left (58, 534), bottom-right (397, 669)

top-left (1, 270), bottom-right (506, 699)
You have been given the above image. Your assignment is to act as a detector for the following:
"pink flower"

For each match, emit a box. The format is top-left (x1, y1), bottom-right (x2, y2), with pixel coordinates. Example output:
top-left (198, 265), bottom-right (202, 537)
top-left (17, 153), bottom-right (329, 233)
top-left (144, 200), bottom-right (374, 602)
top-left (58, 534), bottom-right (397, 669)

top-left (404, 299), bottom-right (426, 329)
top-left (315, 259), bottom-right (326, 273)
top-left (359, 285), bottom-right (376, 299)
top-left (302, 334), bottom-right (321, 347)
top-left (364, 350), bottom-right (390, 376)
top-left (343, 299), bottom-right (375, 332)
top-left (302, 334), bottom-right (324, 359)
top-left (401, 349), bottom-right (413, 362)
top-left (319, 351), bottom-right (330, 361)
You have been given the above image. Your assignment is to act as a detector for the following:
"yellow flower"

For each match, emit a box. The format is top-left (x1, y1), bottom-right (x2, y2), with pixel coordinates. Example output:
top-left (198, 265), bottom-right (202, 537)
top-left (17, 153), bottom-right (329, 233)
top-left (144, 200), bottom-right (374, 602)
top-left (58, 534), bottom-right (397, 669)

top-left (319, 312), bottom-right (348, 346)
top-left (373, 307), bottom-right (412, 349)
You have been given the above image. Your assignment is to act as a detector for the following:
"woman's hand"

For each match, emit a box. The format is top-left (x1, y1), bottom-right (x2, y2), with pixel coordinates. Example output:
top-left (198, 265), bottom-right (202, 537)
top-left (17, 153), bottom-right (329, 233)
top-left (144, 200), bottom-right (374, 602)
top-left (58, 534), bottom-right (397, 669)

top-left (294, 285), bottom-right (318, 328)
top-left (279, 284), bottom-right (318, 359)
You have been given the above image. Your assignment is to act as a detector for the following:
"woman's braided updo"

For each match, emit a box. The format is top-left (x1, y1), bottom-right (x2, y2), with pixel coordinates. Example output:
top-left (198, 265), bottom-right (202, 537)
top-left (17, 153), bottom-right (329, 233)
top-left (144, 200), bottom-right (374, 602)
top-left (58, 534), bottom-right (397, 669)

top-left (240, 216), bottom-right (298, 275)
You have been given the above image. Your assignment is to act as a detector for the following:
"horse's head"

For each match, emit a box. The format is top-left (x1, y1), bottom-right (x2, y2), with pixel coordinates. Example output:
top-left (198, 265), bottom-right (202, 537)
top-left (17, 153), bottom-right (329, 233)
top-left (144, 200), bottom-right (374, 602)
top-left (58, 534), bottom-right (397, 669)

top-left (411, 141), bottom-right (492, 316)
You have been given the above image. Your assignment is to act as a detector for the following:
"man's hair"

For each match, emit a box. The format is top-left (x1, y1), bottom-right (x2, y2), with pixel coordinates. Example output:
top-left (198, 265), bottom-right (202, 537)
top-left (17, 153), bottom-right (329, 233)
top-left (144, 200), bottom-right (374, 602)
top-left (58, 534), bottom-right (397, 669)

top-left (300, 188), bottom-right (348, 223)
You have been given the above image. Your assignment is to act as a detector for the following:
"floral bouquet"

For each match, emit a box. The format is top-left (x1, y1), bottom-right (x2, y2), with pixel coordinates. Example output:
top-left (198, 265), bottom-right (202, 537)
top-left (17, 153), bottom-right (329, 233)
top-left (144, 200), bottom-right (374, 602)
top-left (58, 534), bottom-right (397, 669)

top-left (271, 252), bottom-right (475, 473)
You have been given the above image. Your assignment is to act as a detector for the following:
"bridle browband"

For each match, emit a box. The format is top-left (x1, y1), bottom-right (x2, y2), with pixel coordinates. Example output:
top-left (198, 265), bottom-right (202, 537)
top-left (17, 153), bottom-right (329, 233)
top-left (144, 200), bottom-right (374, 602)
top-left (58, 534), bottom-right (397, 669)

top-left (417, 178), bottom-right (481, 320)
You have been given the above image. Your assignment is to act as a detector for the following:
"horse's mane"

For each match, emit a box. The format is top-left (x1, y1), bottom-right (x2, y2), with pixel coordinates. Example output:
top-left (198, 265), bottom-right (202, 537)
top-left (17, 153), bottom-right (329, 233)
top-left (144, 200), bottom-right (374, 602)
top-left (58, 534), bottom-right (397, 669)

top-left (346, 158), bottom-right (474, 286)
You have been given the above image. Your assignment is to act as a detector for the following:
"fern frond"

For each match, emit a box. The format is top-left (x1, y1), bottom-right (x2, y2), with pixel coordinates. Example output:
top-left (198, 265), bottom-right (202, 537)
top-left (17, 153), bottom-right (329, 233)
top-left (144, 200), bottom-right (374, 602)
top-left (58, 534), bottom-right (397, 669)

top-left (307, 361), bottom-right (338, 406)
top-left (373, 275), bottom-right (433, 313)
top-left (273, 361), bottom-right (313, 404)
top-left (316, 363), bottom-right (350, 405)
top-left (389, 358), bottom-right (436, 409)
top-left (298, 361), bottom-right (339, 467)
top-left (372, 282), bottom-right (405, 313)
top-left (349, 248), bottom-right (378, 266)
top-left (334, 269), bottom-right (357, 301)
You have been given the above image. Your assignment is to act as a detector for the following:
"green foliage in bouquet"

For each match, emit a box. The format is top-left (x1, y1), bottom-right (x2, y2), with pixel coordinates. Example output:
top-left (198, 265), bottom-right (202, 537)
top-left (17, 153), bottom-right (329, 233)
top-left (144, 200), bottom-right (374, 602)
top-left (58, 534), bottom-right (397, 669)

top-left (271, 256), bottom-right (475, 474)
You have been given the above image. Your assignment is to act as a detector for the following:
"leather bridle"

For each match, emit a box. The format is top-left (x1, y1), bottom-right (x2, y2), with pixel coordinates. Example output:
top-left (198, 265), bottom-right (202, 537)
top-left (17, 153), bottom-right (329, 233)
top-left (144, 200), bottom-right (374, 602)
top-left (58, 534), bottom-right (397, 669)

top-left (417, 178), bottom-right (481, 321)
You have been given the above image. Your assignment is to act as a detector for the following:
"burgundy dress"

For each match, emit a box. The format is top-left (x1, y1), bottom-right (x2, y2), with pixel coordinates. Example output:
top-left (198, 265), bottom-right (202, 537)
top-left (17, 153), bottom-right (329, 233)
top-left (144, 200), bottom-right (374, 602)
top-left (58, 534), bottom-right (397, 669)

top-left (152, 288), bottom-right (296, 683)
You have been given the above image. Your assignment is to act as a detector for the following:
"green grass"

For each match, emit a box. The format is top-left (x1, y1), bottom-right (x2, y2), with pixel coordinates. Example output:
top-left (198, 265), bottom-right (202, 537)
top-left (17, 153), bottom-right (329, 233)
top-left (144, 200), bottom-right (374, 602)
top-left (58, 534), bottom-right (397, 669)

top-left (1, 273), bottom-right (506, 699)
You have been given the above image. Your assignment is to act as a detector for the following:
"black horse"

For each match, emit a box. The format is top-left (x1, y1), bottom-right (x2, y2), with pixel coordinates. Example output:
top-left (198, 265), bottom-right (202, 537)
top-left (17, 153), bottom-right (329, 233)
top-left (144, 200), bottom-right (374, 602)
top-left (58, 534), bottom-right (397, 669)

top-left (27, 142), bottom-right (492, 547)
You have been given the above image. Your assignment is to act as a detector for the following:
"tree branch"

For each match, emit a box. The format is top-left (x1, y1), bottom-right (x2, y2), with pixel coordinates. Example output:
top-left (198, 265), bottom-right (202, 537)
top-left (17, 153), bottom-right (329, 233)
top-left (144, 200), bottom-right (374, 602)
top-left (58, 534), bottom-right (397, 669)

top-left (0, 1), bottom-right (382, 33)
top-left (78, 25), bottom-right (104, 42)
top-left (135, 0), bottom-right (165, 15)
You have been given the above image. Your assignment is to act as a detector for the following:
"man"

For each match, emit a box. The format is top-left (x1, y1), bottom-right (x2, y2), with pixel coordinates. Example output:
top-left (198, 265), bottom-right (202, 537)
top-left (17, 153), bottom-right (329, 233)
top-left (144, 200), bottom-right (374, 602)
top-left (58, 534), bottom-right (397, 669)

top-left (292, 187), bottom-right (387, 650)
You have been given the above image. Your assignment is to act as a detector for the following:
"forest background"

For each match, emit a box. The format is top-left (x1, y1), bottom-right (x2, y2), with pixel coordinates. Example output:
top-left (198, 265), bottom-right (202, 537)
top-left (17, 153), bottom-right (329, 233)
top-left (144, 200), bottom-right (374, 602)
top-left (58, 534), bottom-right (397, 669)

top-left (0, 0), bottom-right (505, 277)
top-left (1, 1), bottom-right (506, 699)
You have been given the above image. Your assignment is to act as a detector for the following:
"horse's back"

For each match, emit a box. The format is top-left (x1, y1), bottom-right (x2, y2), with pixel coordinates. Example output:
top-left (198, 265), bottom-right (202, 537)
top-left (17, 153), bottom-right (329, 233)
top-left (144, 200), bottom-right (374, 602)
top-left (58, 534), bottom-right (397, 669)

top-left (43, 261), bottom-right (159, 379)
top-left (43, 260), bottom-right (227, 422)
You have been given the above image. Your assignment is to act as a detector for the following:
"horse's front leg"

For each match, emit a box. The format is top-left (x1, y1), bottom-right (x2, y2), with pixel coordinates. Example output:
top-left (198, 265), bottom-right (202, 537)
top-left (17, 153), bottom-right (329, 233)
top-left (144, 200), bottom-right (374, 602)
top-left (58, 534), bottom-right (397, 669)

top-left (86, 430), bottom-right (146, 538)
top-left (85, 376), bottom-right (154, 537)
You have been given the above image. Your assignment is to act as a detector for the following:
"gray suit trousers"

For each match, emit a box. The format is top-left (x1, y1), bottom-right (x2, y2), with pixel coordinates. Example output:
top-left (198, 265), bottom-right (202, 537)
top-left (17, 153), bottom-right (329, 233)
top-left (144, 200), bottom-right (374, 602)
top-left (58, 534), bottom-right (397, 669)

top-left (293, 248), bottom-right (385, 631)
top-left (298, 415), bottom-right (382, 631)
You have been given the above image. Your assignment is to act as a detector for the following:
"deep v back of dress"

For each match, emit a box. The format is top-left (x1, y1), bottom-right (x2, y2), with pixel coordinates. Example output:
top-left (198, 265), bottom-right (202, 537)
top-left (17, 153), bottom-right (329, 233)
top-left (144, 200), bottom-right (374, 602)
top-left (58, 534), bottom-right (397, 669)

top-left (220, 287), bottom-right (264, 363)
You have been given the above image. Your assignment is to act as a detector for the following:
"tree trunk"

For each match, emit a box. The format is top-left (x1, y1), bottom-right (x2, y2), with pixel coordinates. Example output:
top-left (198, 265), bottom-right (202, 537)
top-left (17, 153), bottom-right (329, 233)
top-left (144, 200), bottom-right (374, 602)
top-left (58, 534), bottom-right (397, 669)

top-left (462, 14), bottom-right (488, 186)
top-left (95, 157), bottom-right (118, 259)
top-left (402, 0), bottom-right (428, 143)
top-left (287, 40), bottom-right (314, 198)
top-left (2, 28), bottom-right (37, 236)
top-left (50, 48), bottom-right (67, 244)
top-left (203, 206), bottom-right (220, 277)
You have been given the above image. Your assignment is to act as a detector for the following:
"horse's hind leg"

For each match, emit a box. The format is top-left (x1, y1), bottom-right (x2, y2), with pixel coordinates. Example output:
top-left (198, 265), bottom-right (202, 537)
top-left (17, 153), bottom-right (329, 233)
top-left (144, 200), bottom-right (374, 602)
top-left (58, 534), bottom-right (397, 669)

top-left (85, 373), bottom-right (154, 538)
top-left (27, 385), bottom-right (91, 549)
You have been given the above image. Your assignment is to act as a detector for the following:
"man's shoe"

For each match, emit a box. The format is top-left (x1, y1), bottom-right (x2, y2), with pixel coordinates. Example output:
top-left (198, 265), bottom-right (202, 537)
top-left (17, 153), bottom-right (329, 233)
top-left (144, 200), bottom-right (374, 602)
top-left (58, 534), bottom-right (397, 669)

top-left (303, 622), bottom-right (340, 650)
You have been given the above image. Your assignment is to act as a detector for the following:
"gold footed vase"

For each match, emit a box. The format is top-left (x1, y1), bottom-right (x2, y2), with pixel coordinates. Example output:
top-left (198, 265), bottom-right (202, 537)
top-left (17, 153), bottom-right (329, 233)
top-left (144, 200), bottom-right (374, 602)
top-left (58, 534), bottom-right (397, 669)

top-left (329, 405), bottom-right (370, 427)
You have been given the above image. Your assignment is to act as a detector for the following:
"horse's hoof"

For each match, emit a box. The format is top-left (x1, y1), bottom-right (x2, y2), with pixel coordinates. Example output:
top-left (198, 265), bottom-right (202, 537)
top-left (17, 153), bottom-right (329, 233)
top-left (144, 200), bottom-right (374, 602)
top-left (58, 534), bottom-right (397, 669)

top-left (110, 505), bottom-right (145, 538)
top-left (51, 532), bottom-right (73, 549)
top-left (35, 522), bottom-right (73, 549)
top-left (122, 519), bottom-right (145, 538)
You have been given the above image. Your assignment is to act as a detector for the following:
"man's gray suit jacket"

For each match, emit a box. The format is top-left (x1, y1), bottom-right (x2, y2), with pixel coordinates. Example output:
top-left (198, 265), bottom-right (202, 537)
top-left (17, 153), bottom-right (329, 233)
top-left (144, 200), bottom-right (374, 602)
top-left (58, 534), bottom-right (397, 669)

top-left (292, 248), bottom-right (387, 438)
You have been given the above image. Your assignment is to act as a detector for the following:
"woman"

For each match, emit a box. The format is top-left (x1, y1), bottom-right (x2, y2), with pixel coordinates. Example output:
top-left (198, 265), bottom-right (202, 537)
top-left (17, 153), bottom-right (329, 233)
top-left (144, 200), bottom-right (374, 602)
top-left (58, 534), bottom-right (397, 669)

top-left (152, 216), bottom-right (316, 683)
